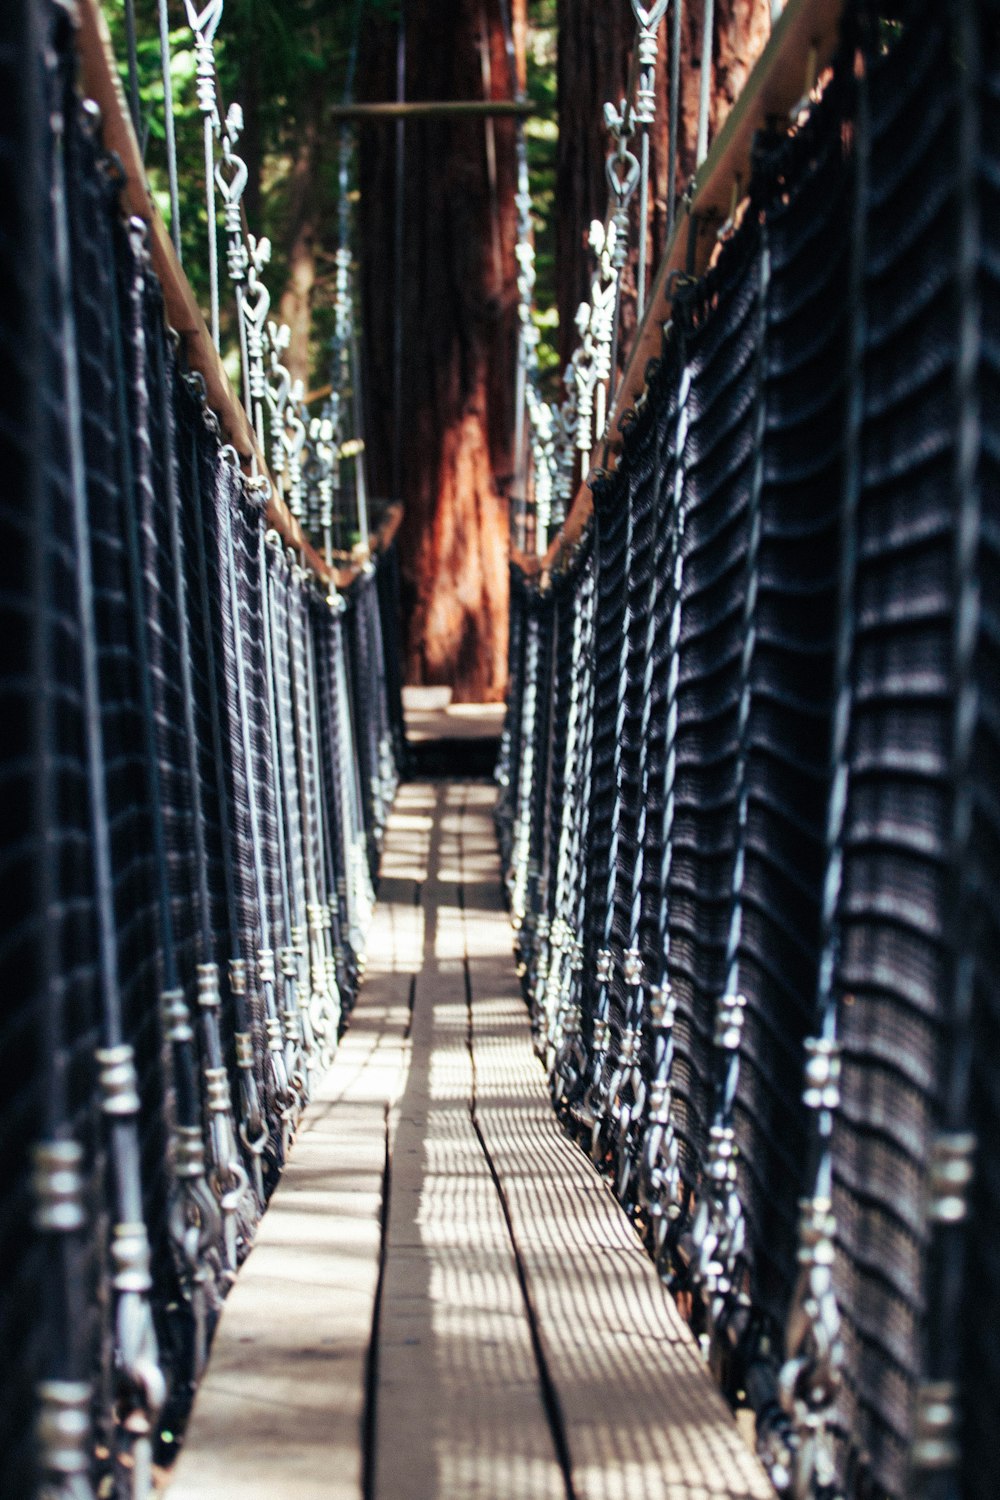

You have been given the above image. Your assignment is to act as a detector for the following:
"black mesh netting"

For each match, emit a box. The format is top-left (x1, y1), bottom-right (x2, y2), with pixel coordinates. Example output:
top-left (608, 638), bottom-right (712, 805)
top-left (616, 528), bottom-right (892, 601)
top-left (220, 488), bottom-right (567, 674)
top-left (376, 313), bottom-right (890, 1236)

top-left (0, 9), bottom-right (404, 1491)
top-left (501, 3), bottom-right (1000, 1495)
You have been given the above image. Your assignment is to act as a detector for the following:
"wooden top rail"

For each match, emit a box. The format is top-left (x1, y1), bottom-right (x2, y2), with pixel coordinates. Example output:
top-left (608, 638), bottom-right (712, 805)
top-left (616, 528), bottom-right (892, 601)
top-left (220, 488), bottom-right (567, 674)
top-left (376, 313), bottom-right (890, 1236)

top-left (327, 99), bottom-right (547, 120)
top-left (76, 0), bottom-right (338, 585)
top-left (512, 0), bottom-right (845, 581)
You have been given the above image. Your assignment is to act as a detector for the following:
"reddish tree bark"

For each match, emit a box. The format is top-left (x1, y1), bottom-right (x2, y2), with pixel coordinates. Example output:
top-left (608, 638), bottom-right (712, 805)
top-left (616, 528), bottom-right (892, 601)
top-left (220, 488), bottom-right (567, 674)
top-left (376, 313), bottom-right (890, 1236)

top-left (276, 74), bottom-right (326, 391)
top-left (358, 0), bottom-right (525, 703)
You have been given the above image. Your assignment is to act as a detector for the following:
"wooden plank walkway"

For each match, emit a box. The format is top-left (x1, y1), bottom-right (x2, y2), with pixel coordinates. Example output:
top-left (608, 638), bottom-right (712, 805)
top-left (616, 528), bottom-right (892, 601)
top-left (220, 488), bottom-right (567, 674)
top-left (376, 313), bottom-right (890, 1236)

top-left (168, 779), bottom-right (773, 1500)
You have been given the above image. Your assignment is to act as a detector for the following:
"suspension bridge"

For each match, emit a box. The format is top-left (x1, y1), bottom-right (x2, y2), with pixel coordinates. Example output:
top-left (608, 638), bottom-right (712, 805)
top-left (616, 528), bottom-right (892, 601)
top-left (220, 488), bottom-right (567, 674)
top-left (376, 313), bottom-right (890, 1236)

top-left (1, 2), bottom-right (997, 1500)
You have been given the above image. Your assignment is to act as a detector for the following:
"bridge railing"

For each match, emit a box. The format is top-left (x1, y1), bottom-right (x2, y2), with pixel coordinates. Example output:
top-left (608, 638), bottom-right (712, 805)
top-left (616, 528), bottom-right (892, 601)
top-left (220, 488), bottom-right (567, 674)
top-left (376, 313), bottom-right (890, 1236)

top-left (501, 3), bottom-right (999, 1497)
top-left (0, 5), bottom-right (404, 1496)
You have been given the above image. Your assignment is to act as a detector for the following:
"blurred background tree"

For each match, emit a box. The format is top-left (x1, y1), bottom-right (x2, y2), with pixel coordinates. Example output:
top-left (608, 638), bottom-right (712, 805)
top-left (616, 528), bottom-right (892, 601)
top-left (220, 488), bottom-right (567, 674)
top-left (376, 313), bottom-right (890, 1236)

top-left (104, 0), bottom-right (766, 701)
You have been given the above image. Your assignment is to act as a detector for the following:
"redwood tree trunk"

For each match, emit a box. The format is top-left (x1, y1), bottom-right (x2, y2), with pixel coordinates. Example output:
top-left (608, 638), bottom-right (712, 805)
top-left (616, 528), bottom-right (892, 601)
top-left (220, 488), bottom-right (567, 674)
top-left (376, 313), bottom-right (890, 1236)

top-left (359, 0), bottom-right (524, 703)
top-left (277, 74), bottom-right (326, 391)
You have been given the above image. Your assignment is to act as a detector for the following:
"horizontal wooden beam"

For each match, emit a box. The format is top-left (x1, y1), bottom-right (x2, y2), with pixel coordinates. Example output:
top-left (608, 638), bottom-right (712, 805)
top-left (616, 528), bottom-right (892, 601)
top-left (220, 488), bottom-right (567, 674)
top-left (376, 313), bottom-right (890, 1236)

top-left (329, 99), bottom-right (547, 121)
top-left (75, 0), bottom-right (333, 583)
top-left (522, 0), bottom-right (845, 580)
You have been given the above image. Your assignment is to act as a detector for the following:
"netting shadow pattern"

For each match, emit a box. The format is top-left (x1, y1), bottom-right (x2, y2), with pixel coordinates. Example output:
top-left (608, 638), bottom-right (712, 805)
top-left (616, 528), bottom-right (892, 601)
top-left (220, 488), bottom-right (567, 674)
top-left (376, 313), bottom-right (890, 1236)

top-left (0, 9), bottom-right (404, 1495)
top-left (498, 4), bottom-right (1000, 1497)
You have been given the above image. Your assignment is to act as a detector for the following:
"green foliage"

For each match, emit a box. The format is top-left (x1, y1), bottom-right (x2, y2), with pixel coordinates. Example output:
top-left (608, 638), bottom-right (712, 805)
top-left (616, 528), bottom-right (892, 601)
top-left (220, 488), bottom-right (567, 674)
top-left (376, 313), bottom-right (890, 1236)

top-left (526, 0), bottom-right (560, 397)
top-left (102, 0), bottom-right (367, 373)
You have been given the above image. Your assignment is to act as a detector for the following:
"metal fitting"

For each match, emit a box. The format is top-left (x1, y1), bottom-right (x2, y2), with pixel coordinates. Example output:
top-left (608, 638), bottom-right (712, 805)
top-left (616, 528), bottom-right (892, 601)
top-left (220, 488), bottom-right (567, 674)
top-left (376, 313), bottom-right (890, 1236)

top-left (112, 1221), bottom-right (153, 1294)
top-left (705, 1124), bottom-right (738, 1186)
top-left (174, 1125), bottom-right (207, 1180)
top-left (927, 1132), bottom-right (976, 1223)
top-left (197, 962), bottom-right (221, 1010)
top-left (796, 1194), bottom-right (837, 1267)
top-left (36, 1380), bottom-right (92, 1478)
top-left (619, 1027), bottom-right (640, 1064)
top-left (228, 959), bottom-right (247, 996)
top-left (234, 1032), bottom-right (254, 1071)
top-left (204, 1066), bottom-right (232, 1115)
top-left (802, 1036), bottom-right (841, 1112)
top-left (162, 987), bottom-right (194, 1045)
top-left (257, 948), bottom-right (276, 987)
top-left (32, 1140), bottom-right (86, 1233)
top-left (96, 1044), bottom-right (141, 1118)
top-left (911, 1381), bottom-right (961, 1470)
top-left (648, 981), bottom-right (676, 1029)
top-left (714, 993), bottom-right (747, 1052)
top-left (647, 1080), bottom-right (671, 1126)
top-left (623, 947), bottom-right (643, 986)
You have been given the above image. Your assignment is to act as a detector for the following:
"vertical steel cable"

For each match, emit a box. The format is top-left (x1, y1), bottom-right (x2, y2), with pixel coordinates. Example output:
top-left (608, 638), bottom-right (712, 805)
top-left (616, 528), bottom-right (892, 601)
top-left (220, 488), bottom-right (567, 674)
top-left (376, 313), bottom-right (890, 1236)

top-left (181, 390), bottom-right (270, 1221)
top-left (615, 402), bottom-right (673, 1201)
top-left (258, 532), bottom-right (307, 1117)
top-left (156, 345), bottom-right (251, 1268)
top-left (696, 0), bottom-right (714, 166)
top-left (583, 461), bottom-right (636, 1159)
top-left (304, 599), bottom-right (342, 1028)
top-left (913, 0), bottom-right (982, 1493)
top-left (157, 0), bottom-right (182, 258)
top-left (107, 232), bottom-right (218, 1378)
top-left (776, 27), bottom-right (869, 1495)
top-left (392, 1), bottom-right (406, 502)
top-left (667, 0), bottom-right (682, 243)
top-left (690, 227), bottom-right (770, 1337)
top-left (30, 16), bottom-right (99, 1496)
top-left (52, 102), bottom-right (163, 1499)
top-left (219, 479), bottom-right (293, 1168)
top-left (287, 567), bottom-right (338, 1056)
top-left (631, 1), bottom-right (669, 321)
top-left (645, 359), bottom-right (692, 1258)
top-left (267, 542), bottom-right (317, 1069)
top-left (183, 0), bottom-right (223, 347)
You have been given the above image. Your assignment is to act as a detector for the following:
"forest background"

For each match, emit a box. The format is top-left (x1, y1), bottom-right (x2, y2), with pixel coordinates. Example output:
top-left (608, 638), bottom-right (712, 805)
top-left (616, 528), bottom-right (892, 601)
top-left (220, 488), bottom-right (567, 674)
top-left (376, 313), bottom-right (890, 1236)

top-left (107, 0), bottom-right (769, 699)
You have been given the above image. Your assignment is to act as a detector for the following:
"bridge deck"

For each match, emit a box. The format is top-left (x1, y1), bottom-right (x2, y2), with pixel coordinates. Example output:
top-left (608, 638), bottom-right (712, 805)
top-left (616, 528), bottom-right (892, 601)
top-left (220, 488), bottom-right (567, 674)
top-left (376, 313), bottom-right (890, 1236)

top-left (168, 777), bottom-right (772, 1500)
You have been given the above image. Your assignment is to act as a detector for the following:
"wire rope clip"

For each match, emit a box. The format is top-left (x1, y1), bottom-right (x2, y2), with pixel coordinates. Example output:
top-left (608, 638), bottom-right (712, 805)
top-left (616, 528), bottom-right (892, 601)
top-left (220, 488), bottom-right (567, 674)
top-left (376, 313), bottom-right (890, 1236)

top-left (36, 1379), bottom-right (93, 1488)
top-left (96, 1045), bottom-right (141, 1119)
top-left (162, 987), bottom-right (194, 1046)
top-left (32, 1140), bottom-right (87, 1234)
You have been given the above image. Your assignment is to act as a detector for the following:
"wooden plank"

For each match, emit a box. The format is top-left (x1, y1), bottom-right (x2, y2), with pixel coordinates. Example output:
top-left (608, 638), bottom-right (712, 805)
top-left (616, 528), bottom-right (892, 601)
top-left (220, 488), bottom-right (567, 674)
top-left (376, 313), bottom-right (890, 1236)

top-left (514, 0), bottom-right (846, 581)
top-left (403, 687), bottom-right (507, 745)
top-left (167, 804), bottom-right (425, 1500)
top-left (456, 793), bottom-right (776, 1500)
top-left (373, 784), bottom-right (564, 1500)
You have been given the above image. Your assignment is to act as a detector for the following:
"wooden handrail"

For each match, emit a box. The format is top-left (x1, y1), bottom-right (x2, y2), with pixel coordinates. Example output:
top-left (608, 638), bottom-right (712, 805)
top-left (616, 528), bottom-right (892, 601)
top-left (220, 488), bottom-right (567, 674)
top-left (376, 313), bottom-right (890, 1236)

top-left (76, 0), bottom-right (334, 583)
top-left (513, 0), bottom-right (845, 581)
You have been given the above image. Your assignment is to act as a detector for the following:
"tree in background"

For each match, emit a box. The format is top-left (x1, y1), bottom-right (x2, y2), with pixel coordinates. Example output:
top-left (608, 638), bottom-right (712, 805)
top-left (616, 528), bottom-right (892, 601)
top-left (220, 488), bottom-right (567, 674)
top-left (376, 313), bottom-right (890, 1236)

top-left (358, 0), bottom-right (526, 703)
top-left (108, 0), bottom-right (367, 389)
top-left (110, 0), bottom-right (769, 702)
